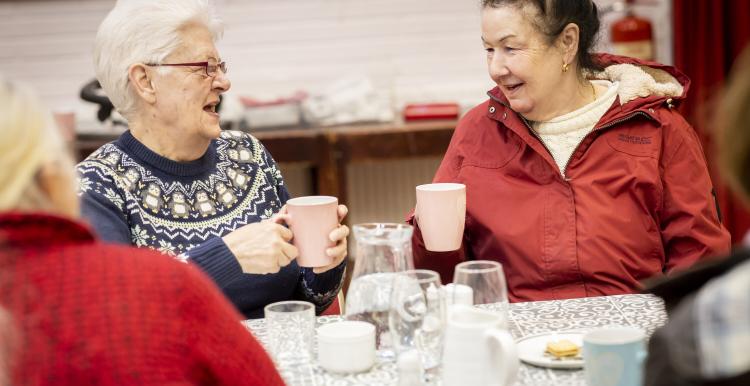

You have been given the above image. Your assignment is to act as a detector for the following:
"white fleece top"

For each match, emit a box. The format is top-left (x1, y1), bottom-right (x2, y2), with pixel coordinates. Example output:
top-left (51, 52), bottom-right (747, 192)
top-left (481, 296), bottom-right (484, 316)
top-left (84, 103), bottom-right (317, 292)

top-left (532, 80), bottom-right (619, 177)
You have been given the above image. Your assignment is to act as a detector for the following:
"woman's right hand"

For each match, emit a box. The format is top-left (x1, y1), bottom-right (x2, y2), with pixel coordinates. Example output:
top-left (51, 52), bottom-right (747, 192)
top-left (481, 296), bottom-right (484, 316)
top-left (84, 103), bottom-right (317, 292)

top-left (222, 214), bottom-right (298, 274)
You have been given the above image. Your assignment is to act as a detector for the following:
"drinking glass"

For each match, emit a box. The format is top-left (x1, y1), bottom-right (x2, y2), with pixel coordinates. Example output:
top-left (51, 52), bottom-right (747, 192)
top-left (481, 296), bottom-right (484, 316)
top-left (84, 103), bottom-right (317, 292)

top-left (389, 269), bottom-right (445, 381)
top-left (345, 223), bottom-right (415, 360)
top-left (452, 260), bottom-right (509, 326)
top-left (264, 301), bottom-right (316, 365)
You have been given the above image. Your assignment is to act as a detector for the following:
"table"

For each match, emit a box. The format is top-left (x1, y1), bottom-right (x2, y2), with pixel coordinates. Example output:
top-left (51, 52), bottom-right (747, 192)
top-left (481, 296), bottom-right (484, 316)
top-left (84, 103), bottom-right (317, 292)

top-left (243, 294), bottom-right (667, 386)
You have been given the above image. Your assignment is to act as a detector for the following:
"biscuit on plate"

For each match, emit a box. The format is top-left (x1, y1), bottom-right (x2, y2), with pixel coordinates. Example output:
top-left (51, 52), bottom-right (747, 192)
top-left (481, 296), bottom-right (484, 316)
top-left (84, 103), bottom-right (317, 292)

top-left (545, 339), bottom-right (580, 358)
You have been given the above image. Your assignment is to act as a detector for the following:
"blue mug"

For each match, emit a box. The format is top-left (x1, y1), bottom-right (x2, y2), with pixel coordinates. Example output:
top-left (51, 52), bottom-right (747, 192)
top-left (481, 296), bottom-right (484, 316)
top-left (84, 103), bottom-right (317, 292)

top-left (583, 326), bottom-right (647, 386)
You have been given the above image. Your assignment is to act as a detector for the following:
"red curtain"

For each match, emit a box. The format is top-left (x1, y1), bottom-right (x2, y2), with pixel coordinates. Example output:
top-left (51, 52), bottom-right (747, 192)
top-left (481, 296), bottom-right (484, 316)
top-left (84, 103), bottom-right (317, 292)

top-left (673, 0), bottom-right (750, 243)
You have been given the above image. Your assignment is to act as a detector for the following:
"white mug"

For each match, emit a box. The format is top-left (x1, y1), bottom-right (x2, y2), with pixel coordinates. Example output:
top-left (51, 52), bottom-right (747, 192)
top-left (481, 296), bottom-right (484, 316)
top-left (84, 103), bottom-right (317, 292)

top-left (442, 306), bottom-right (518, 386)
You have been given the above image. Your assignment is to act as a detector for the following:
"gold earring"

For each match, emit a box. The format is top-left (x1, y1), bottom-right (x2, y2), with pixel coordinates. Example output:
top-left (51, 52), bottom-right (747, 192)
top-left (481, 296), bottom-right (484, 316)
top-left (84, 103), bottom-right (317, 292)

top-left (562, 62), bottom-right (570, 73)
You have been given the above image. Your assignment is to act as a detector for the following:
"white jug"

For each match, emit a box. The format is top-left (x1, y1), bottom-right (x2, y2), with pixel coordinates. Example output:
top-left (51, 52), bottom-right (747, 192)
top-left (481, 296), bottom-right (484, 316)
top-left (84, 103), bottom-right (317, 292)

top-left (442, 306), bottom-right (518, 386)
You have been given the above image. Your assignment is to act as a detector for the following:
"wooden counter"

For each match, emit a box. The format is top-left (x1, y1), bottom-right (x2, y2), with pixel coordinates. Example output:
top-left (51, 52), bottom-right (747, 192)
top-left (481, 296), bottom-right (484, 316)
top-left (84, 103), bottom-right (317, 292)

top-left (76, 121), bottom-right (457, 205)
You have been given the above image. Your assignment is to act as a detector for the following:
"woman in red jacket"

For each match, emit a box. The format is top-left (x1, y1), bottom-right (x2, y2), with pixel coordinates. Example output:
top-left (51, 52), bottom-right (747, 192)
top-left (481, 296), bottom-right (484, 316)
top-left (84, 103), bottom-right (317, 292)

top-left (411, 0), bottom-right (730, 302)
top-left (0, 78), bottom-right (285, 385)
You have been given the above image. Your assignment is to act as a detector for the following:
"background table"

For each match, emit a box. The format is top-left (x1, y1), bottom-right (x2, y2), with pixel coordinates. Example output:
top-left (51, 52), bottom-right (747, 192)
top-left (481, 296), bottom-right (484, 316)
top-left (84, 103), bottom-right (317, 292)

top-left (75, 121), bottom-right (456, 205)
top-left (243, 293), bottom-right (667, 386)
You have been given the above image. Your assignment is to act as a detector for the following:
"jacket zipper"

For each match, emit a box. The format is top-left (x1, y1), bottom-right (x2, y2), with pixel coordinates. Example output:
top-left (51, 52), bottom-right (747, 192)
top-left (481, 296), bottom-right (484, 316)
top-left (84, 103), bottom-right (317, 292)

top-left (518, 115), bottom-right (557, 167)
top-left (560, 111), bottom-right (655, 179)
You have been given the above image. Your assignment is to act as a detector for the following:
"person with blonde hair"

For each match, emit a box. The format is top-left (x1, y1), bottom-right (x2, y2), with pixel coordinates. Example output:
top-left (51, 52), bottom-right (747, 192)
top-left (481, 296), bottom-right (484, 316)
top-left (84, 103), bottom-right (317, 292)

top-left (645, 45), bottom-right (750, 386)
top-left (77, 0), bottom-right (348, 319)
top-left (0, 77), bottom-right (284, 385)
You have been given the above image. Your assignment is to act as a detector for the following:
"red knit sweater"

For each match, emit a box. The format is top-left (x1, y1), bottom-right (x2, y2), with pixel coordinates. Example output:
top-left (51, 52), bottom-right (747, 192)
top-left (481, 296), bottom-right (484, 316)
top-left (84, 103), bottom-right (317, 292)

top-left (0, 213), bottom-right (286, 386)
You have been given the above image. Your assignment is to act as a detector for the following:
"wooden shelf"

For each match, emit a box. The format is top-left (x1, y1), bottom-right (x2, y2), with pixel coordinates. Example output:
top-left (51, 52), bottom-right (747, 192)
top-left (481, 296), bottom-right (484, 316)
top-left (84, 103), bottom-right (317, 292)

top-left (76, 120), bottom-right (457, 205)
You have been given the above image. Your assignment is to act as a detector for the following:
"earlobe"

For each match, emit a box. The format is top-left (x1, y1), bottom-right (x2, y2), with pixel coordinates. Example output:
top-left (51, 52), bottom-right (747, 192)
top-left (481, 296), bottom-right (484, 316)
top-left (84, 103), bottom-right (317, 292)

top-left (128, 63), bottom-right (157, 104)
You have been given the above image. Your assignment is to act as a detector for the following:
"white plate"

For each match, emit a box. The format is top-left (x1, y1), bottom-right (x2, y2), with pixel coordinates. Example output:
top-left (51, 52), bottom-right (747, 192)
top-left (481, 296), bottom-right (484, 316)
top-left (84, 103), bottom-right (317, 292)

top-left (516, 331), bottom-right (584, 369)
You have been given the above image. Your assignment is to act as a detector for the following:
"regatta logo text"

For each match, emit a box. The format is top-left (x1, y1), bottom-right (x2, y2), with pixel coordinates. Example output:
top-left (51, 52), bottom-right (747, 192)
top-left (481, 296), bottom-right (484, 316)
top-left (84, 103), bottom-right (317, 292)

top-left (618, 134), bottom-right (652, 145)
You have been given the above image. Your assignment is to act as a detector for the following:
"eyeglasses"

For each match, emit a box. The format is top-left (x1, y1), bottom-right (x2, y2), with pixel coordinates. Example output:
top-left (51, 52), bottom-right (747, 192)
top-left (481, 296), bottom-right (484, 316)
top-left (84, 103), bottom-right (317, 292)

top-left (145, 61), bottom-right (227, 77)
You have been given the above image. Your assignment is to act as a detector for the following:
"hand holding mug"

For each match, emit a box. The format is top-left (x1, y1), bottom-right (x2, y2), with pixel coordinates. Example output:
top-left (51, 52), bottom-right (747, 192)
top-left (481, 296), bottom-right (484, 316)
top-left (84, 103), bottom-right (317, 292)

top-left (222, 214), bottom-right (298, 274)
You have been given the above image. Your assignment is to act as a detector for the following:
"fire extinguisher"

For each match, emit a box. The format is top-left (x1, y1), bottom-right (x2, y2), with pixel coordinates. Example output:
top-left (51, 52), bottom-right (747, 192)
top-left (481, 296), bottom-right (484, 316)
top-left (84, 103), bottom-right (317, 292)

top-left (610, 0), bottom-right (654, 61)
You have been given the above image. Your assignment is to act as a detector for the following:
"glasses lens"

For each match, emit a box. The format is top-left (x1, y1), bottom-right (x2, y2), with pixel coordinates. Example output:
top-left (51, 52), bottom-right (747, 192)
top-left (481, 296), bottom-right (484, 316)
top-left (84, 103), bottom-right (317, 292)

top-left (206, 62), bottom-right (226, 77)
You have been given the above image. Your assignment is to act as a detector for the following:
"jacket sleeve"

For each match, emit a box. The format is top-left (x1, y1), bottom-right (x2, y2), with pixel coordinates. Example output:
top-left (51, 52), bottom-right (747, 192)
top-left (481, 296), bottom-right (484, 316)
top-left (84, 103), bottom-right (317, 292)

top-left (177, 262), bottom-right (286, 386)
top-left (659, 114), bottom-right (731, 272)
top-left (408, 122), bottom-right (469, 285)
top-left (646, 255), bottom-right (750, 385)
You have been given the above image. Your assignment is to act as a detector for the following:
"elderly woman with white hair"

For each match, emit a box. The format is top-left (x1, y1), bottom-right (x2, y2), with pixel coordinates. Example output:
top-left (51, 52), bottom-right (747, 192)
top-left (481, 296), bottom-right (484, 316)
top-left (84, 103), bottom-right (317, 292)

top-left (0, 77), bottom-right (285, 385)
top-left (76, 0), bottom-right (348, 319)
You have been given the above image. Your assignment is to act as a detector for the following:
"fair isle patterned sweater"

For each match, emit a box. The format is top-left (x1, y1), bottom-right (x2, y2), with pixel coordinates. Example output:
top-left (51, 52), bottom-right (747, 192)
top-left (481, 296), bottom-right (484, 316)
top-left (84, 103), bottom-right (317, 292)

top-left (76, 130), bottom-right (344, 319)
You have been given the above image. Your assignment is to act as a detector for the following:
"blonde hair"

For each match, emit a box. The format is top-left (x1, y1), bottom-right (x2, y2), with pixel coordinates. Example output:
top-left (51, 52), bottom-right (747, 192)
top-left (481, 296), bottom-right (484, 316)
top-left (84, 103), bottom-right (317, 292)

top-left (94, 0), bottom-right (224, 120)
top-left (719, 46), bottom-right (750, 202)
top-left (0, 77), bottom-right (74, 212)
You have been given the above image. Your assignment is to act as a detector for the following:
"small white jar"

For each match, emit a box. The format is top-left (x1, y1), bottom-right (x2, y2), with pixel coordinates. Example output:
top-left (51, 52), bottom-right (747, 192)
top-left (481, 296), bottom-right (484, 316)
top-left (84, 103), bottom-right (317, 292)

top-left (317, 321), bottom-right (376, 373)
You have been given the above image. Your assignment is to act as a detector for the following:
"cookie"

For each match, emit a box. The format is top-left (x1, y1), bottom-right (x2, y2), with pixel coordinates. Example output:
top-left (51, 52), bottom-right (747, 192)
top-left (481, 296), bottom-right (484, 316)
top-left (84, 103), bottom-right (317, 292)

top-left (545, 339), bottom-right (580, 358)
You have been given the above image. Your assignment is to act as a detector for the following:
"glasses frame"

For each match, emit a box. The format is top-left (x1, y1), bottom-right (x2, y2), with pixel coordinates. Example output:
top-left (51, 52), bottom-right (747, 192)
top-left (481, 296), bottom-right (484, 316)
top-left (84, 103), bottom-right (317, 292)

top-left (145, 61), bottom-right (227, 77)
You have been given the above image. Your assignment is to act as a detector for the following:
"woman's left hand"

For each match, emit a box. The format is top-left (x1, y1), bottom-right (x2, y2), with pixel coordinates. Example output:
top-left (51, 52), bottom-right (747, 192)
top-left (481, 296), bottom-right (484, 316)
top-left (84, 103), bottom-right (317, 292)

top-left (314, 204), bottom-right (349, 274)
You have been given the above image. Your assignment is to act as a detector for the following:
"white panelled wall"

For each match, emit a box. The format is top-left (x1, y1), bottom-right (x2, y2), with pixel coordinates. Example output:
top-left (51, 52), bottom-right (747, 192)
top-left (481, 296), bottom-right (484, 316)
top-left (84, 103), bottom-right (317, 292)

top-left (0, 0), bottom-right (491, 120)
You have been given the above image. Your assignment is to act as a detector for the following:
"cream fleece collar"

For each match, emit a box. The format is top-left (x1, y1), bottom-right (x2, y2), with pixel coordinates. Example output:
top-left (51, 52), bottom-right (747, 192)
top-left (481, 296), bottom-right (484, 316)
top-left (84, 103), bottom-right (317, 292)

top-left (590, 63), bottom-right (684, 105)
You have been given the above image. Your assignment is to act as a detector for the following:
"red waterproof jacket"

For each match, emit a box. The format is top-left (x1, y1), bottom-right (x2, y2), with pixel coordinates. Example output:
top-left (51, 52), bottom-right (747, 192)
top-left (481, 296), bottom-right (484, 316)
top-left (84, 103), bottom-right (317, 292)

top-left (411, 54), bottom-right (731, 302)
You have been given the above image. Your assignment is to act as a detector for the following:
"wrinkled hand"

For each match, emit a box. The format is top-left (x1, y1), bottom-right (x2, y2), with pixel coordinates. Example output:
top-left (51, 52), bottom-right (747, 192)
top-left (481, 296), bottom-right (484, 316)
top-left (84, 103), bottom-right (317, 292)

top-left (222, 213), bottom-right (298, 274)
top-left (313, 205), bottom-right (350, 274)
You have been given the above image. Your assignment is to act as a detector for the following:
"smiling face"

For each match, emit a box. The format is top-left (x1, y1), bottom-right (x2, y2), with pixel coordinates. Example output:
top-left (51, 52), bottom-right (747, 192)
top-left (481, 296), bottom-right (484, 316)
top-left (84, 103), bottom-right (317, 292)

top-left (150, 22), bottom-right (230, 142)
top-left (481, 5), bottom-right (569, 121)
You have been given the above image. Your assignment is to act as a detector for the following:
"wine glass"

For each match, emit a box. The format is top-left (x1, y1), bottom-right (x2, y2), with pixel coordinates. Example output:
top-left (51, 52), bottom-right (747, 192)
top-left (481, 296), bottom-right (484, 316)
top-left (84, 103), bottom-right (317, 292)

top-left (345, 223), bottom-right (415, 360)
top-left (452, 260), bottom-right (509, 326)
top-left (389, 269), bottom-right (445, 381)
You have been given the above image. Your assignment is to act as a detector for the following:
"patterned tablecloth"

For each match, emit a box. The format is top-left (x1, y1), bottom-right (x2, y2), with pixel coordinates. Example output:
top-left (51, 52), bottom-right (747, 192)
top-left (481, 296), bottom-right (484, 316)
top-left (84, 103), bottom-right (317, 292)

top-left (243, 294), bottom-right (667, 386)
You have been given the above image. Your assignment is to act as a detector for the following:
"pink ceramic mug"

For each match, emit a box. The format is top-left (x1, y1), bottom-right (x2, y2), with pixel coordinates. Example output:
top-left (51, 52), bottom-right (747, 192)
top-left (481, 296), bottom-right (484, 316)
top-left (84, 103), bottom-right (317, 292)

top-left (286, 196), bottom-right (338, 267)
top-left (415, 183), bottom-right (466, 252)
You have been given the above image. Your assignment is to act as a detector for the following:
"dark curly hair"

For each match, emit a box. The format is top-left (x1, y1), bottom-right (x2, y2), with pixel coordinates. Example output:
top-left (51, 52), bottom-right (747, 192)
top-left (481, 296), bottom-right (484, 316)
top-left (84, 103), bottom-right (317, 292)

top-left (481, 0), bottom-right (603, 73)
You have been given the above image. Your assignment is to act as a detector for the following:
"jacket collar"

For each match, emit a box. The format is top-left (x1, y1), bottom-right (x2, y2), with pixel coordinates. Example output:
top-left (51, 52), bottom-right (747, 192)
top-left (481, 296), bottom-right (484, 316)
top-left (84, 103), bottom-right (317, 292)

top-left (486, 53), bottom-right (688, 129)
top-left (0, 212), bottom-right (96, 249)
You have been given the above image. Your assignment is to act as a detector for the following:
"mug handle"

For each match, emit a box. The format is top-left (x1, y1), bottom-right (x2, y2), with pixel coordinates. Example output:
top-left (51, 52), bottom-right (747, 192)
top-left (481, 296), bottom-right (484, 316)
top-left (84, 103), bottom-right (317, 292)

top-left (485, 329), bottom-right (519, 386)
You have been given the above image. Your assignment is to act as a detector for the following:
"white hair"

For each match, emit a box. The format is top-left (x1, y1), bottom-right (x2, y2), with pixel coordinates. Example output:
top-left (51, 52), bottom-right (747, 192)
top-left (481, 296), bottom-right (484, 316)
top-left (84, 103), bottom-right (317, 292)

top-left (93, 0), bottom-right (224, 120)
top-left (0, 76), bottom-right (72, 212)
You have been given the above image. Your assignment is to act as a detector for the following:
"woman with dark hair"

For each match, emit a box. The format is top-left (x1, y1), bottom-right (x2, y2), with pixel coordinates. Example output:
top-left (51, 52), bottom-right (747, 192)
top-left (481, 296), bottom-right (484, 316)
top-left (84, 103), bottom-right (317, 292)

top-left (411, 0), bottom-right (730, 301)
